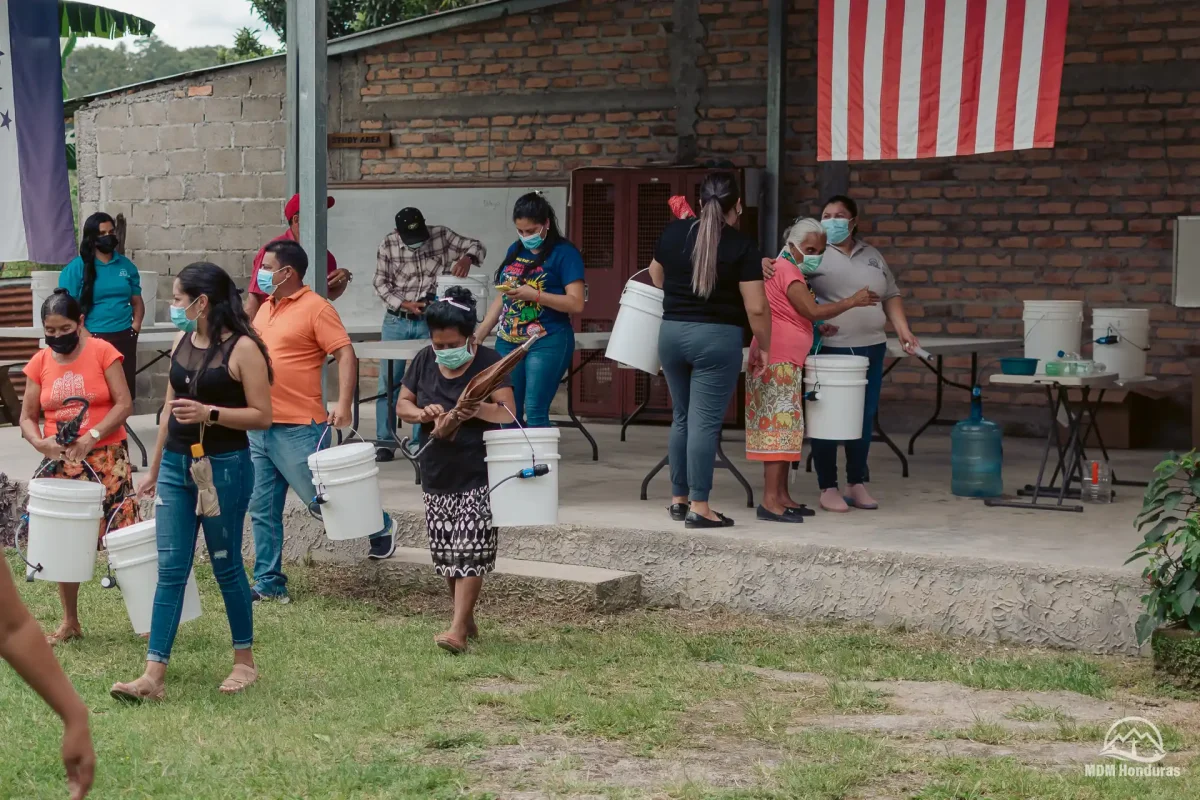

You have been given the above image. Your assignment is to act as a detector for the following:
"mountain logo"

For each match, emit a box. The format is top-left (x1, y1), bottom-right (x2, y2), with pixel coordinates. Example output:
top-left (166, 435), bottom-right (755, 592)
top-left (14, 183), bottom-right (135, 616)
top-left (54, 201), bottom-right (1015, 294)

top-left (1100, 717), bottom-right (1167, 764)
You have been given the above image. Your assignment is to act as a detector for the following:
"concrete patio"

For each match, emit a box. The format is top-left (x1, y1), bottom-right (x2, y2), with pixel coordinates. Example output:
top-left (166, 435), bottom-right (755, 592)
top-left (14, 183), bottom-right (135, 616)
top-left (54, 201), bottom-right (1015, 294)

top-left (0, 411), bottom-right (1159, 655)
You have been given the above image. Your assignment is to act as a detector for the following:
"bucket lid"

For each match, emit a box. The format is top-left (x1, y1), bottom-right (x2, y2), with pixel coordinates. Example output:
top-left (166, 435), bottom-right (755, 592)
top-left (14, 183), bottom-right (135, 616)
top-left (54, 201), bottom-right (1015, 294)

top-left (806, 354), bottom-right (869, 369)
top-left (484, 428), bottom-right (561, 444)
top-left (28, 478), bottom-right (105, 502)
top-left (1092, 307), bottom-right (1150, 320)
top-left (1023, 300), bottom-right (1083, 309)
top-left (104, 519), bottom-right (157, 551)
top-left (624, 281), bottom-right (664, 300)
top-left (308, 441), bottom-right (377, 470)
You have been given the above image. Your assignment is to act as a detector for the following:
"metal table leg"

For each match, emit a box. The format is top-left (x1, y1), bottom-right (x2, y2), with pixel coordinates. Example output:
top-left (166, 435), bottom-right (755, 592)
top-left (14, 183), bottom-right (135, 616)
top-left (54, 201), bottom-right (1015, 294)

top-left (554, 350), bottom-right (600, 461)
top-left (621, 372), bottom-right (652, 443)
top-left (873, 411), bottom-right (909, 478)
top-left (908, 355), bottom-right (944, 454)
top-left (124, 424), bottom-right (148, 467)
top-left (639, 433), bottom-right (754, 508)
top-left (986, 384), bottom-right (1085, 512)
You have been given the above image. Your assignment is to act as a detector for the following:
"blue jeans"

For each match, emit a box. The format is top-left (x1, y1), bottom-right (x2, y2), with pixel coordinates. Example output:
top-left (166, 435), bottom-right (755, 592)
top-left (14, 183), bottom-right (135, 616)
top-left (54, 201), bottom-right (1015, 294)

top-left (811, 342), bottom-right (887, 490)
top-left (495, 328), bottom-right (575, 428)
top-left (658, 320), bottom-right (743, 503)
top-left (148, 449), bottom-right (255, 665)
top-left (376, 314), bottom-right (429, 443)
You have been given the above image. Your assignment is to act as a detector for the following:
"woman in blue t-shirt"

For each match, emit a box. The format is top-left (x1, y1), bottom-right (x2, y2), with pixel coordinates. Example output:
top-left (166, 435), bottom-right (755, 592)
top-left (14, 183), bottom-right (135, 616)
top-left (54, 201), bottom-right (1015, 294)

top-left (477, 193), bottom-right (585, 428)
top-left (58, 212), bottom-right (145, 399)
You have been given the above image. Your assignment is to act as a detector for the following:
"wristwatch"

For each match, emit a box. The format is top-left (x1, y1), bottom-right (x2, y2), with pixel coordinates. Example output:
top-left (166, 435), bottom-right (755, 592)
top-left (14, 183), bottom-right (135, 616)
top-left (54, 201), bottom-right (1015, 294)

top-left (88, 428), bottom-right (101, 441)
top-left (208, 407), bottom-right (220, 424)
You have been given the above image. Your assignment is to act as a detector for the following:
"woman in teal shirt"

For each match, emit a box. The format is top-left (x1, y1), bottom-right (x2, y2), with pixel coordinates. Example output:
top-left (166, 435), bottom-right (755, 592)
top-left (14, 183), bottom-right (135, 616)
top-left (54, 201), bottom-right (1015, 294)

top-left (59, 212), bottom-right (145, 398)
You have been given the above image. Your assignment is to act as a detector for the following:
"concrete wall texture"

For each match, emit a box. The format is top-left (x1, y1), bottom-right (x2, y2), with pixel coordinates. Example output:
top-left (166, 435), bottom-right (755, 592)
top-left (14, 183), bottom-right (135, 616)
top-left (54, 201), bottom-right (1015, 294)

top-left (75, 0), bottom-right (1200, 409)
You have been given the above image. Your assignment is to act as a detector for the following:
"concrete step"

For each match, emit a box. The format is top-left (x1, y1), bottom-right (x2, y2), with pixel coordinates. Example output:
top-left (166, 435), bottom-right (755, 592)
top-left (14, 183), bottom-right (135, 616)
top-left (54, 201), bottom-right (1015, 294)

top-left (361, 547), bottom-right (641, 611)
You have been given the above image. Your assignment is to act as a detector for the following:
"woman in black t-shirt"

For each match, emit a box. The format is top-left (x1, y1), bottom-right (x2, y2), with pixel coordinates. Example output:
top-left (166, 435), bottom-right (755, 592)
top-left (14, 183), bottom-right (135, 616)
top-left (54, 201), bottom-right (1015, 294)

top-left (397, 286), bottom-right (516, 654)
top-left (648, 172), bottom-right (772, 530)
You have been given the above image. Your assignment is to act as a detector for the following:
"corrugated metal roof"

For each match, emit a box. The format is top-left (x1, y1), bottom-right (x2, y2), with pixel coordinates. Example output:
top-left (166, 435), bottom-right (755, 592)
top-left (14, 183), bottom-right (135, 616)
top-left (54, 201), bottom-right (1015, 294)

top-left (65, 0), bottom-right (576, 114)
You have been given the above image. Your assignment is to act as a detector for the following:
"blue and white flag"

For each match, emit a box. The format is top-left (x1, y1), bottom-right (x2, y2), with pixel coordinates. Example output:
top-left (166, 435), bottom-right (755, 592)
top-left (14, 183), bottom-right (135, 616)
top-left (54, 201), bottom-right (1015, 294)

top-left (0, 0), bottom-right (76, 264)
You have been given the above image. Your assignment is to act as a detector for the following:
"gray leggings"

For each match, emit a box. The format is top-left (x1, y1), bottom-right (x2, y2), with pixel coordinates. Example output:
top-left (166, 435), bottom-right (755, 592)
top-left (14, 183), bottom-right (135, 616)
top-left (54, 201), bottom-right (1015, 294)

top-left (658, 320), bottom-right (744, 503)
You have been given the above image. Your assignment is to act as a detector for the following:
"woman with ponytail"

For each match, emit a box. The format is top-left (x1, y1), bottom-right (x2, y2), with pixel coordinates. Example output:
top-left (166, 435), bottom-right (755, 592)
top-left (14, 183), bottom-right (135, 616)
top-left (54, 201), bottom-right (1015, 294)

top-left (111, 263), bottom-right (273, 703)
top-left (59, 212), bottom-right (145, 400)
top-left (476, 192), bottom-right (585, 428)
top-left (647, 171), bottom-right (772, 529)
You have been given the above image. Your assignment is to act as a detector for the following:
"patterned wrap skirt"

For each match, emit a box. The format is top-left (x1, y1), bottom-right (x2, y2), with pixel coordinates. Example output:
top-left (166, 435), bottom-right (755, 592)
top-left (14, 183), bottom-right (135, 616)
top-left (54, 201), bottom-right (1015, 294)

top-left (422, 485), bottom-right (498, 578)
top-left (745, 362), bottom-right (805, 462)
top-left (35, 442), bottom-right (140, 541)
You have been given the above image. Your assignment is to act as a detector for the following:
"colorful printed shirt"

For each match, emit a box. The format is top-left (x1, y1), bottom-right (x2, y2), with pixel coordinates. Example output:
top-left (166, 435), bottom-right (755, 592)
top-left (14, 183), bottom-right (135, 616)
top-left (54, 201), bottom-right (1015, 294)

top-left (495, 240), bottom-right (585, 343)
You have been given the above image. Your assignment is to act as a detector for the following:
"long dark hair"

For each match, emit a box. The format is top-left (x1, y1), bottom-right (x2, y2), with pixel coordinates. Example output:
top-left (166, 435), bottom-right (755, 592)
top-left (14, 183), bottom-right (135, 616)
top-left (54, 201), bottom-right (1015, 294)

top-left (500, 192), bottom-right (563, 281)
top-left (176, 262), bottom-right (274, 384)
top-left (78, 212), bottom-right (115, 314)
top-left (41, 288), bottom-right (84, 323)
top-left (691, 172), bottom-right (740, 298)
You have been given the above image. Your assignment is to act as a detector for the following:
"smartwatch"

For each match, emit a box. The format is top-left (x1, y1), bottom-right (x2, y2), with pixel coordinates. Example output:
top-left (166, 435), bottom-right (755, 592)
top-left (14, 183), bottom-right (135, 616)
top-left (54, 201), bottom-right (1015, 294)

top-left (208, 407), bottom-right (220, 424)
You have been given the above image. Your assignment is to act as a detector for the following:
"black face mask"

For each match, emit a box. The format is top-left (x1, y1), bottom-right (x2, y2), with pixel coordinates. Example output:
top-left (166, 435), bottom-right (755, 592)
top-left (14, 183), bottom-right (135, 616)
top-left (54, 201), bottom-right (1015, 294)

top-left (95, 235), bottom-right (117, 255)
top-left (45, 331), bottom-right (80, 355)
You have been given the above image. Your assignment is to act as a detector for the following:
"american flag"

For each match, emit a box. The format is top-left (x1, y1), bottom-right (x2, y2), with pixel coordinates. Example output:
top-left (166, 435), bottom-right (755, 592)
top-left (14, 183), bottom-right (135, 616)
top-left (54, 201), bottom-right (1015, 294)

top-left (817, 0), bottom-right (1070, 162)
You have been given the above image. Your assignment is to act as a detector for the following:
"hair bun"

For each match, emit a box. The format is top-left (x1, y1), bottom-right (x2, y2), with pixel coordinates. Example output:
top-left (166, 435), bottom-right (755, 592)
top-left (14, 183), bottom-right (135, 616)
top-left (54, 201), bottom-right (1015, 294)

top-left (52, 287), bottom-right (70, 296)
top-left (444, 284), bottom-right (478, 310)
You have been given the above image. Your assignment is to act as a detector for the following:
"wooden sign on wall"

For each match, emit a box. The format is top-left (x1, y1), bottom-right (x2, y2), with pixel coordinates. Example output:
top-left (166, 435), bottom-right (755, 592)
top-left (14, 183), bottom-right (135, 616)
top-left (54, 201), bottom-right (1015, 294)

top-left (328, 133), bottom-right (388, 149)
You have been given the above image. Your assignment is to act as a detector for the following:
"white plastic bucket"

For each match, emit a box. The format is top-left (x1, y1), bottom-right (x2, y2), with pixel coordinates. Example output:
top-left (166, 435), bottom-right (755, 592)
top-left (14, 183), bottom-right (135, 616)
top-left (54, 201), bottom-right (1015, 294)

top-left (1023, 300), bottom-right (1083, 371)
top-left (484, 428), bottom-right (560, 527)
top-left (139, 271), bottom-right (158, 323)
top-left (308, 442), bottom-right (384, 541)
top-left (803, 355), bottom-right (870, 441)
top-left (605, 279), bottom-right (664, 374)
top-left (25, 478), bottom-right (105, 583)
top-left (30, 271), bottom-right (59, 330)
top-left (104, 519), bottom-right (201, 636)
top-left (436, 271), bottom-right (491, 323)
top-left (1092, 308), bottom-right (1150, 381)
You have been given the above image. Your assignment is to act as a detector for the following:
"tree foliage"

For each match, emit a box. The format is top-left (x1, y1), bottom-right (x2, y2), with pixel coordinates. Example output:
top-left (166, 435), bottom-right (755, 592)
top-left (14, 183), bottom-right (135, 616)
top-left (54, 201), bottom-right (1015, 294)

top-left (64, 35), bottom-right (267, 99)
top-left (60, 1), bottom-right (155, 39)
top-left (249, 0), bottom-right (485, 41)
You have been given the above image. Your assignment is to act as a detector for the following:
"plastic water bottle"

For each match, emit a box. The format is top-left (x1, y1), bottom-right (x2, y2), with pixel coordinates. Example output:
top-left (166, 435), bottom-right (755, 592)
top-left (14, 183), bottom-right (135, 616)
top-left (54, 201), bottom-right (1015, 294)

top-left (951, 387), bottom-right (1004, 498)
top-left (1081, 460), bottom-right (1112, 504)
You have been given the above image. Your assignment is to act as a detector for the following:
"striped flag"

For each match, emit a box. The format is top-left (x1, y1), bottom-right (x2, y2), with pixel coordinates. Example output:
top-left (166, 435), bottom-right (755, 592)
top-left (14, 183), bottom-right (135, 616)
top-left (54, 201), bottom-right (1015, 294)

top-left (0, 0), bottom-right (76, 264)
top-left (817, 0), bottom-right (1070, 162)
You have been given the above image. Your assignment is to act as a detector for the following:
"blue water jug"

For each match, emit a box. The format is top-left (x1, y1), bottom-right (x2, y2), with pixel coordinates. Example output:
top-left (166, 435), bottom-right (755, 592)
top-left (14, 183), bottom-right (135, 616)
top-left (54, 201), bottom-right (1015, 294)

top-left (951, 387), bottom-right (1003, 498)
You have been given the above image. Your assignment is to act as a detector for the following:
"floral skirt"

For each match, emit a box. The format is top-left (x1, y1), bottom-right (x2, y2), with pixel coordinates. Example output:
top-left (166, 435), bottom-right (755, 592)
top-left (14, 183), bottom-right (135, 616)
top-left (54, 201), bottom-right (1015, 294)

top-left (422, 485), bottom-right (497, 578)
top-left (35, 442), bottom-right (140, 541)
top-left (745, 363), bottom-right (805, 462)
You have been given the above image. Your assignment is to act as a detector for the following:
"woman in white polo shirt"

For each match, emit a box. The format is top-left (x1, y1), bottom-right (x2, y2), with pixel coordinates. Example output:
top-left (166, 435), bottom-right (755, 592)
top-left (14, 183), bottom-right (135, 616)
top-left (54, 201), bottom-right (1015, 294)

top-left (805, 195), bottom-right (919, 513)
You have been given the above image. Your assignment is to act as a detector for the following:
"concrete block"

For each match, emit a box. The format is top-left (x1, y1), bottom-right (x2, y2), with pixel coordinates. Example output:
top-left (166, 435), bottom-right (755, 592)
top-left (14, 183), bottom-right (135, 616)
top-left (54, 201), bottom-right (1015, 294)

top-left (195, 123), bottom-right (234, 149)
top-left (232, 122), bottom-right (278, 148)
top-left (123, 225), bottom-right (148, 250)
top-left (122, 126), bottom-right (159, 152)
top-left (357, 548), bottom-right (642, 612)
top-left (213, 72), bottom-right (252, 96)
top-left (241, 96), bottom-right (283, 122)
top-left (259, 172), bottom-right (286, 199)
top-left (204, 97), bottom-right (243, 123)
top-left (95, 103), bottom-right (130, 127)
top-left (183, 226), bottom-right (222, 251)
top-left (167, 100), bottom-right (205, 125)
top-left (186, 174), bottom-right (222, 200)
top-left (134, 252), bottom-right (169, 273)
top-left (244, 148), bottom-right (283, 173)
top-left (222, 226), bottom-right (266, 252)
top-left (106, 176), bottom-right (147, 202)
top-left (250, 67), bottom-right (285, 95)
top-left (129, 202), bottom-right (168, 227)
top-left (207, 148), bottom-right (244, 174)
top-left (130, 102), bottom-right (167, 126)
top-left (97, 152), bottom-right (131, 177)
top-left (243, 199), bottom-right (282, 226)
top-left (205, 200), bottom-right (245, 226)
top-left (95, 127), bottom-right (125, 153)
top-left (139, 152), bottom-right (169, 177)
top-left (204, 250), bottom-right (247, 276)
top-left (221, 174), bottom-right (260, 199)
top-left (167, 150), bottom-right (206, 175)
top-left (167, 251), bottom-right (208, 272)
top-left (165, 201), bottom-right (206, 226)
top-left (147, 177), bottom-right (185, 201)
top-left (146, 226), bottom-right (183, 250)
top-left (158, 125), bottom-right (196, 151)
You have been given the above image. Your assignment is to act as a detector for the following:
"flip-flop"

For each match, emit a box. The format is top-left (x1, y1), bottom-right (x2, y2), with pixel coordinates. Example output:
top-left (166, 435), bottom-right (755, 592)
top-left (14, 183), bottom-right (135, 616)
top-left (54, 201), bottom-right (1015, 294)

top-left (219, 664), bottom-right (259, 695)
top-left (110, 677), bottom-right (165, 703)
top-left (435, 633), bottom-right (468, 655)
top-left (46, 627), bottom-right (83, 647)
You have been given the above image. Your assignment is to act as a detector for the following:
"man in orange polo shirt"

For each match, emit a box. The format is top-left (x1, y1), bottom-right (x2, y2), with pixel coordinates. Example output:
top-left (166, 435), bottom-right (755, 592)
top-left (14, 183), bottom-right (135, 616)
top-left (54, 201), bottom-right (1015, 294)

top-left (248, 239), bottom-right (397, 603)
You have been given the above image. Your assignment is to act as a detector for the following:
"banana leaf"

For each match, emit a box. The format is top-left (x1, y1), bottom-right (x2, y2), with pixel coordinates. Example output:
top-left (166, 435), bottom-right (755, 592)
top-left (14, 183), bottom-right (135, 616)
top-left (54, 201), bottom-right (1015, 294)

top-left (60, 2), bottom-right (155, 39)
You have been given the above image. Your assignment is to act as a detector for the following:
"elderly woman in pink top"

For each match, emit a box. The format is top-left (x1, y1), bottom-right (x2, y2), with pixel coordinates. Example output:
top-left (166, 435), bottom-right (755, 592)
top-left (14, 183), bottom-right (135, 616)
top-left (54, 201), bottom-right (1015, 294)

top-left (747, 219), bottom-right (879, 523)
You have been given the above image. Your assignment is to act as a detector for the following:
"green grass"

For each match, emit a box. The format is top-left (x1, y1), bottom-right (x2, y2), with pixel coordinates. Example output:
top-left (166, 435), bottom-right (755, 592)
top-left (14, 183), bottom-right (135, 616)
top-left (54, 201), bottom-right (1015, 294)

top-left (2, 553), bottom-right (1197, 799)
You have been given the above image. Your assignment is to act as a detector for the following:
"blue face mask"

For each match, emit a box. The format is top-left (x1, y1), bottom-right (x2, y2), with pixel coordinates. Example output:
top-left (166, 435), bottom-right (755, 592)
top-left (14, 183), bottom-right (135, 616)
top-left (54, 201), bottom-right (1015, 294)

top-left (170, 298), bottom-right (199, 333)
top-left (821, 218), bottom-right (853, 245)
top-left (519, 228), bottom-right (545, 250)
top-left (434, 343), bottom-right (473, 370)
top-left (256, 268), bottom-right (281, 295)
top-left (800, 253), bottom-right (823, 275)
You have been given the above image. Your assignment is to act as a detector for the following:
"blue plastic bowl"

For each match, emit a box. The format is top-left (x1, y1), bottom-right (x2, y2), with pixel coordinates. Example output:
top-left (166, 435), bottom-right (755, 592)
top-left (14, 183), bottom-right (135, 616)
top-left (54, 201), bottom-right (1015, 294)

top-left (999, 357), bottom-right (1038, 376)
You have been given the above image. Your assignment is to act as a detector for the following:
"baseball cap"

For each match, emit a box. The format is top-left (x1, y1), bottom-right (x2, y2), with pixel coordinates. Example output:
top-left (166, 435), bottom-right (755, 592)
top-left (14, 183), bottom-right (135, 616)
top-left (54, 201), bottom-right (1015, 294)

top-left (395, 207), bottom-right (430, 246)
top-left (284, 193), bottom-right (335, 222)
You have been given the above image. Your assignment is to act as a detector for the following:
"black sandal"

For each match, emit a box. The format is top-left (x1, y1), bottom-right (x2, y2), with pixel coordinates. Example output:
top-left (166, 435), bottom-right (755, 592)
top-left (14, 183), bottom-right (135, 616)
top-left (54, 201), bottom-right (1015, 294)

top-left (757, 505), bottom-right (804, 524)
top-left (668, 503), bottom-right (690, 521)
top-left (785, 505), bottom-right (816, 518)
top-left (685, 511), bottom-right (735, 529)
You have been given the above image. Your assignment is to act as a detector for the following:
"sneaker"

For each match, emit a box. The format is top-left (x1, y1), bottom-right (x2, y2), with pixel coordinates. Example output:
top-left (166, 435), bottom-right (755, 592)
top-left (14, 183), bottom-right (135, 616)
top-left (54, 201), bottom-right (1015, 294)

top-left (250, 587), bottom-right (291, 605)
top-left (367, 517), bottom-right (399, 560)
top-left (376, 447), bottom-right (395, 463)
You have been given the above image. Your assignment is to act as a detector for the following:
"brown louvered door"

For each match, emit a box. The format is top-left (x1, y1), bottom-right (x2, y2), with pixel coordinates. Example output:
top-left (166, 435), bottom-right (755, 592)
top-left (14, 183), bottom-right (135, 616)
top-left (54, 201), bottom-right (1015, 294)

top-left (570, 171), bottom-right (626, 417)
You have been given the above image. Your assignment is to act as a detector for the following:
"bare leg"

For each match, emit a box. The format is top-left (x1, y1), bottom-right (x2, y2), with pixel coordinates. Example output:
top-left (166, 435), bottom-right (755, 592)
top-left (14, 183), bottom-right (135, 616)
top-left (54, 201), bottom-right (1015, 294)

top-left (48, 583), bottom-right (83, 644)
top-left (761, 463), bottom-right (791, 515)
top-left (447, 576), bottom-right (483, 642)
top-left (444, 575), bottom-right (477, 638)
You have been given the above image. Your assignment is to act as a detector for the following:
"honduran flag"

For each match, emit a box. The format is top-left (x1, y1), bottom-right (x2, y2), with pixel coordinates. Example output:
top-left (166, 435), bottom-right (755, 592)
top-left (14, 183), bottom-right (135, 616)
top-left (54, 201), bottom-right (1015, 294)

top-left (0, 0), bottom-right (76, 264)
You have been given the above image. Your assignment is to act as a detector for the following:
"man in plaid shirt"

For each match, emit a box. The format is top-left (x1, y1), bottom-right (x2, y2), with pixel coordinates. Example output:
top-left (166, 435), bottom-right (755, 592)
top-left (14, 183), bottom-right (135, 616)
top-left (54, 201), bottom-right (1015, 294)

top-left (372, 207), bottom-right (486, 463)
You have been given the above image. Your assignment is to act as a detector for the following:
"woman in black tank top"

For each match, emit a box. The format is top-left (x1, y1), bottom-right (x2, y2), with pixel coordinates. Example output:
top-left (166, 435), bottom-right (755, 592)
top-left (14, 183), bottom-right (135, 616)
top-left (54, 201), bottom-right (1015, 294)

top-left (111, 263), bottom-right (274, 703)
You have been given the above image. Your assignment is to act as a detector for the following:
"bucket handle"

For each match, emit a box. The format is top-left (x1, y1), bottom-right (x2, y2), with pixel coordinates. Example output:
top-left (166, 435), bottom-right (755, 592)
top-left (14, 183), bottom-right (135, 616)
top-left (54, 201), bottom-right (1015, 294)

top-left (623, 267), bottom-right (654, 292)
top-left (1095, 324), bottom-right (1150, 353)
top-left (308, 422), bottom-right (368, 519)
top-left (99, 494), bottom-right (139, 589)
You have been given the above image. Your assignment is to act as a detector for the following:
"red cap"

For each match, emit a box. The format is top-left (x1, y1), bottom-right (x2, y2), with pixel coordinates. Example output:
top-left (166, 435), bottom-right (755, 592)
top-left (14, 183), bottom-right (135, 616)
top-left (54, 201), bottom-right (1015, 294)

top-left (284, 193), bottom-right (335, 222)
